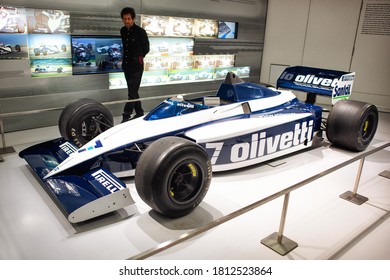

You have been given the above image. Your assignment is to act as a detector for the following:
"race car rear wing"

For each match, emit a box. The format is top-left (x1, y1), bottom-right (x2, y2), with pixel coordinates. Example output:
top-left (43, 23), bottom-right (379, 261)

top-left (276, 66), bottom-right (355, 104)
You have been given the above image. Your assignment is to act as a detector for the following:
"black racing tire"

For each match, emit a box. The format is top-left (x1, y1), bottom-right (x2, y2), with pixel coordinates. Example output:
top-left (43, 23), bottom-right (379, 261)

top-left (135, 136), bottom-right (212, 218)
top-left (326, 100), bottom-right (378, 151)
top-left (59, 98), bottom-right (113, 147)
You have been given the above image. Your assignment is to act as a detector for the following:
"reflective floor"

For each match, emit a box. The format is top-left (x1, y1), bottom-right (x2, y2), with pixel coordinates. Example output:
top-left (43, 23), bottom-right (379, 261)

top-left (0, 112), bottom-right (389, 260)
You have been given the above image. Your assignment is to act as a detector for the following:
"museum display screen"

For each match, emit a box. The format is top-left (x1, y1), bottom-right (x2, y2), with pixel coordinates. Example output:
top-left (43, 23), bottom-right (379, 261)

top-left (71, 35), bottom-right (123, 75)
top-left (218, 21), bottom-right (238, 39)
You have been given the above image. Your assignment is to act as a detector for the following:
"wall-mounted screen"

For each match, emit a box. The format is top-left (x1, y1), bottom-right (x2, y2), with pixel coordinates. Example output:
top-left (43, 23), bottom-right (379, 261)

top-left (218, 21), bottom-right (238, 39)
top-left (71, 35), bottom-right (123, 75)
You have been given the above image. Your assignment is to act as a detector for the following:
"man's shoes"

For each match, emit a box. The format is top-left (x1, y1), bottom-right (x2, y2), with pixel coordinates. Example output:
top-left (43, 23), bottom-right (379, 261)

top-left (121, 113), bottom-right (131, 123)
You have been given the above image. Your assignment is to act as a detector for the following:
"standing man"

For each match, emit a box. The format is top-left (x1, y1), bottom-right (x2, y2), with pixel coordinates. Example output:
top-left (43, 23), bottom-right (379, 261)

top-left (120, 7), bottom-right (149, 122)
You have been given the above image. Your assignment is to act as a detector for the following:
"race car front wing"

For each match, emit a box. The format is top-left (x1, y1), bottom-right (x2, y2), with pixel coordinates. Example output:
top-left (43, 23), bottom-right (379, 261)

top-left (19, 138), bottom-right (135, 223)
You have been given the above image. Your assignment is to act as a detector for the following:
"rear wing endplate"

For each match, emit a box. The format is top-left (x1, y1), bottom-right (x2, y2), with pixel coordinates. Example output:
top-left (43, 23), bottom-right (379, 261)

top-left (276, 66), bottom-right (355, 104)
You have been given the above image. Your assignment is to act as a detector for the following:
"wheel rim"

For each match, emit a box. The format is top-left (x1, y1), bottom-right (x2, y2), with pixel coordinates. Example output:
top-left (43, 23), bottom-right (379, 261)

top-left (79, 113), bottom-right (112, 143)
top-left (168, 161), bottom-right (203, 204)
top-left (361, 114), bottom-right (375, 141)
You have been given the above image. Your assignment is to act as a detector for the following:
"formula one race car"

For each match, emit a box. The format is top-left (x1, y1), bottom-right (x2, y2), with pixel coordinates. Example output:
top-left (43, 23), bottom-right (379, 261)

top-left (96, 43), bottom-right (122, 59)
top-left (19, 66), bottom-right (378, 223)
top-left (0, 43), bottom-right (20, 55)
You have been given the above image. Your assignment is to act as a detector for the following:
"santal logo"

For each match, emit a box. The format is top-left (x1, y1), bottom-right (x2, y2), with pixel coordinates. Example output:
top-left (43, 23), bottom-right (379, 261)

top-left (333, 84), bottom-right (351, 98)
top-left (91, 169), bottom-right (124, 193)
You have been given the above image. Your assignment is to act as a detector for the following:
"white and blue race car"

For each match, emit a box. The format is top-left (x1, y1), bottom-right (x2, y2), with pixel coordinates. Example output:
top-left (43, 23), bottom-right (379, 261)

top-left (19, 66), bottom-right (378, 223)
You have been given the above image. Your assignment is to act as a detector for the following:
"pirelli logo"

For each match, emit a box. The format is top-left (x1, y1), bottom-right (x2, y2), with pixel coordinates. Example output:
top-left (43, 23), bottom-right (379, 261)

top-left (59, 142), bottom-right (78, 155)
top-left (91, 169), bottom-right (125, 193)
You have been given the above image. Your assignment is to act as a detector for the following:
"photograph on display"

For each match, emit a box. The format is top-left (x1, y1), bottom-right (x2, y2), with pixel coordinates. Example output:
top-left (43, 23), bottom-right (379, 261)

top-left (28, 34), bottom-right (71, 59)
top-left (26, 9), bottom-right (70, 34)
top-left (141, 70), bottom-right (169, 86)
top-left (141, 15), bottom-right (170, 36)
top-left (148, 37), bottom-right (194, 57)
top-left (236, 66), bottom-right (250, 77)
top-left (108, 72), bottom-right (126, 89)
top-left (215, 54), bottom-right (235, 68)
top-left (170, 56), bottom-right (193, 70)
top-left (193, 68), bottom-right (214, 81)
top-left (144, 56), bottom-right (171, 71)
top-left (168, 69), bottom-right (193, 83)
top-left (218, 21), bottom-right (238, 39)
top-left (169, 38), bottom-right (194, 56)
top-left (193, 55), bottom-right (217, 69)
top-left (169, 17), bottom-right (194, 37)
top-left (0, 6), bottom-right (27, 33)
top-left (215, 66), bottom-right (250, 79)
top-left (0, 34), bottom-right (28, 59)
top-left (28, 34), bottom-right (71, 77)
top-left (193, 19), bottom-right (218, 38)
top-left (30, 58), bottom-right (72, 78)
top-left (71, 35), bottom-right (123, 75)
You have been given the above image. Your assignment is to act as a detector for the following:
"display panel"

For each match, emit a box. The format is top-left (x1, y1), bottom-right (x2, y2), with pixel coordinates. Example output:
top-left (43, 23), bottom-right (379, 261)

top-left (30, 58), bottom-right (72, 78)
top-left (148, 37), bottom-right (194, 57)
top-left (141, 15), bottom-right (170, 36)
top-left (215, 66), bottom-right (250, 79)
top-left (0, 6), bottom-right (27, 33)
top-left (28, 34), bottom-right (71, 77)
top-left (0, 34), bottom-right (28, 59)
top-left (143, 14), bottom-right (220, 39)
top-left (218, 21), bottom-right (238, 39)
top-left (71, 35), bottom-right (123, 75)
top-left (26, 9), bottom-right (70, 34)
top-left (169, 17), bottom-right (194, 37)
top-left (28, 34), bottom-right (71, 59)
top-left (193, 19), bottom-right (218, 38)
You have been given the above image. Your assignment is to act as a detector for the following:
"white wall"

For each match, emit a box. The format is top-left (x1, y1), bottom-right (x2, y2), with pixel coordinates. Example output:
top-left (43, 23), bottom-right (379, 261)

top-left (261, 0), bottom-right (390, 112)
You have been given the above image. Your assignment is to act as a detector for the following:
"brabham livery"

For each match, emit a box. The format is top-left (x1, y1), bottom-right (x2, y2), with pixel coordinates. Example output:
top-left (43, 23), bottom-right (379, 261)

top-left (19, 66), bottom-right (378, 223)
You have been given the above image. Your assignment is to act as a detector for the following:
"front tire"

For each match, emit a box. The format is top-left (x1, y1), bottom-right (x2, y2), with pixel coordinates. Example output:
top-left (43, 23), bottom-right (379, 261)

top-left (59, 98), bottom-right (113, 147)
top-left (326, 100), bottom-right (378, 151)
top-left (135, 137), bottom-right (212, 217)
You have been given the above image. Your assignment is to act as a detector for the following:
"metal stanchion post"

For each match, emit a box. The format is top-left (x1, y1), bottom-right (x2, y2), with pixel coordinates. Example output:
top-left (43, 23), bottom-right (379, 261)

top-left (261, 192), bottom-right (298, 256)
top-left (339, 157), bottom-right (369, 205)
top-left (0, 117), bottom-right (16, 162)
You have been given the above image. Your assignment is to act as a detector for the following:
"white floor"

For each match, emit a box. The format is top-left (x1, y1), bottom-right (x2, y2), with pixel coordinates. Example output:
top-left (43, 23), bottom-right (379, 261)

top-left (0, 113), bottom-right (389, 260)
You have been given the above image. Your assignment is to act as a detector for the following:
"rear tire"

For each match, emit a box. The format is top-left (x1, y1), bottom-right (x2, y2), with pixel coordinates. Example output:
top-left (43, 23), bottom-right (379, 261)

top-left (59, 98), bottom-right (113, 147)
top-left (135, 136), bottom-right (212, 217)
top-left (326, 100), bottom-right (378, 151)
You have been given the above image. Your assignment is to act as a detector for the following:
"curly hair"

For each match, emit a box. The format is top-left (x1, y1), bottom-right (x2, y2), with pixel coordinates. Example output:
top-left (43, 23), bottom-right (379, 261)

top-left (121, 7), bottom-right (135, 19)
